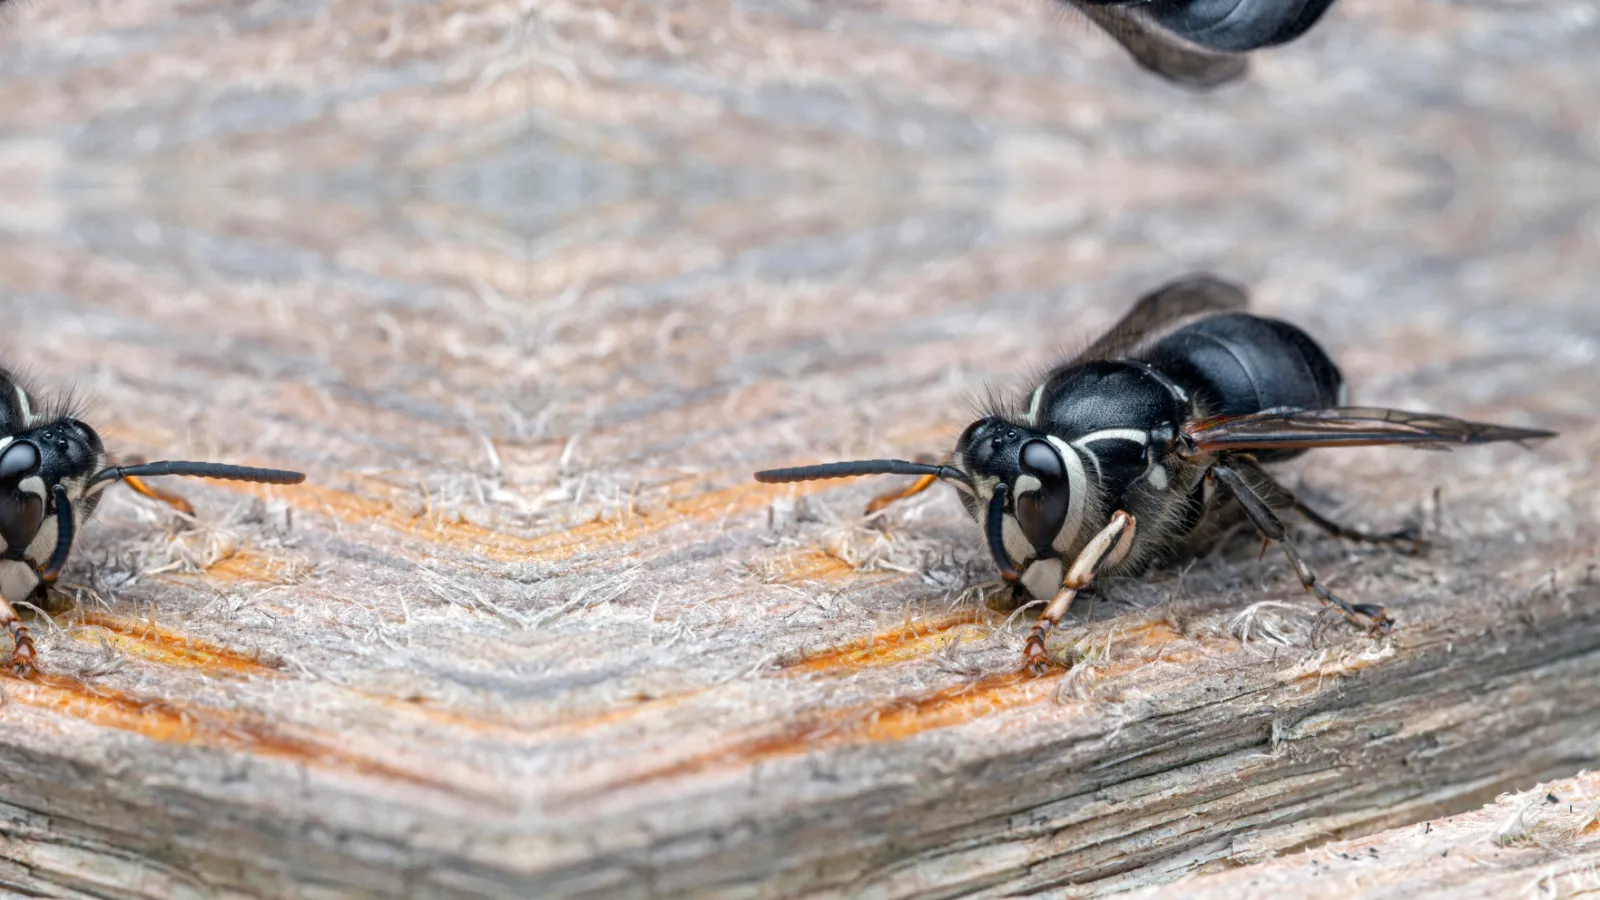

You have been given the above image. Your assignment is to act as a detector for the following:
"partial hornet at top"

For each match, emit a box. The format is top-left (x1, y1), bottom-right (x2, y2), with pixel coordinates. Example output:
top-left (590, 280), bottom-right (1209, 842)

top-left (1066, 0), bottom-right (1341, 88)
top-left (756, 274), bottom-right (1556, 675)
top-left (0, 368), bottom-right (305, 676)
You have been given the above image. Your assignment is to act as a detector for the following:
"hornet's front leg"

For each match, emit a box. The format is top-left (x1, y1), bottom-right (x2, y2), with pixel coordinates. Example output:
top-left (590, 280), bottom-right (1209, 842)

top-left (1211, 464), bottom-right (1393, 633)
top-left (864, 453), bottom-right (945, 515)
top-left (0, 588), bottom-right (36, 676)
top-left (1023, 511), bottom-right (1137, 676)
top-left (117, 454), bottom-right (196, 516)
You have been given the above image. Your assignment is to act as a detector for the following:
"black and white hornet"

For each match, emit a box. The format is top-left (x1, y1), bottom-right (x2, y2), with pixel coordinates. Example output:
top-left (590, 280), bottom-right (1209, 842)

top-left (0, 368), bottom-right (304, 676)
top-left (756, 275), bottom-right (1556, 674)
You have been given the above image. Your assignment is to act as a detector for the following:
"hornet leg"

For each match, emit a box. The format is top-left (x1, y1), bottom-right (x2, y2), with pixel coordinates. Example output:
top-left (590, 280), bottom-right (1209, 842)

top-left (1232, 458), bottom-right (1424, 553)
top-left (0, 589), bottom-right (36, 676)
top-left (124, 476), bottom-right (196, 516)
top-left (1022, 511), bottom-right (1136, 676)
top-left (1211, 465), bottom-right (1392, 634)
top-left (865, 453), bottom-right (944, 514)
top-left (1291, 499), bottom-right (1424, 552)
top-left (118, 456), bottom-right (196, 516)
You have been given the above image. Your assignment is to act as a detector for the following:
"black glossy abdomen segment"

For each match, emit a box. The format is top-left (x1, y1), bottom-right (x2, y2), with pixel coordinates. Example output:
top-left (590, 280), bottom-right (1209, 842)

top-left (1144, 313), bottom-right (1344, 460)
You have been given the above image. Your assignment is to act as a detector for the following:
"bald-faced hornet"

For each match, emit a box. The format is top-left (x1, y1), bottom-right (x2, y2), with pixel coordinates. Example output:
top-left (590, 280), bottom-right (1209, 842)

top-left (1066, 0), bottom-right (1340, 89)
top-left (0, 368), bottom-right (304, 676)
top-left (756, 275), bottom-right (1556, 674)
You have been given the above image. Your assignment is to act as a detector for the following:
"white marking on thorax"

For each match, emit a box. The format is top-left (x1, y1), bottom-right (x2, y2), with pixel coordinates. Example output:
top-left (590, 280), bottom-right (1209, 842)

top-left (1146, 464), bottom-right (1170, 491)
top-left (1072, 428), bottom-right (1150, 448)
top-left (1071, 428), bottom-right (1150, 484)
top-left (1143, 365), bottom-right (1190, 404)
top-left (1025, 385), bottom-right (1046, 427)
top-left (1044, 435), bottom-right (1089, 554)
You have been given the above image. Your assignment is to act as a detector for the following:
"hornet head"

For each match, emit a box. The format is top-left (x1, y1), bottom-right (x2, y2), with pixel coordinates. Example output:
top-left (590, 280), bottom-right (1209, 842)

top-left (0, 414), bottom-right (304, 589)
top-left (753, 414), bottom-right (1078, 584)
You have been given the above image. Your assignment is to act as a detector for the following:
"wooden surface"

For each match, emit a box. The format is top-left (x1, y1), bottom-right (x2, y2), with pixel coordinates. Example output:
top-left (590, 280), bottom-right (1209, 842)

top-left (1, 0), bottom-right (1599, 897)
top-left (1129, 770), bottom-right (1600, 899)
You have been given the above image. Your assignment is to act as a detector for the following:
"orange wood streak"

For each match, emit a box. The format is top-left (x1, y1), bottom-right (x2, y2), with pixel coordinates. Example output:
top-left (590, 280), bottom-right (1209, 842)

top-left (196, 549), bottom-right (296, 584)
top-left (1130, 619), bottom-right (1185, 648)
top-left (68, 611), bottom-right (282, 678)
top-left (589, 619), bottom-right (1237, 793)
top-left (2, 671), bottom-right (492, 801)
top-left (767, 548), bottom-right (860, 583)
top-left (781, 610), bottom-right (995, 675)
top-left (231, 476), bottom-right (850, 564)
top-left (592, 669), bottom-right (1063, 795)
top-left (99, 423), bottom-right (968, 569)
top-left (488, 614), bottom-right (999, 741)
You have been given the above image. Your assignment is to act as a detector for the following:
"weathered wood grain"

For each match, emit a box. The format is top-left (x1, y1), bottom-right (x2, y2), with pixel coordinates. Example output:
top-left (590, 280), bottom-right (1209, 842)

top-left (1125, 770), bottom-right (1600, 899)
top-left (0, 0), bottom-right (1598, 897)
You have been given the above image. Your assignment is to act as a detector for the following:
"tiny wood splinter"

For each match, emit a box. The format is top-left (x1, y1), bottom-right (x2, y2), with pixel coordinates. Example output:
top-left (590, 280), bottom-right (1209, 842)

top-left (756, 274), bottom-right (1557, 675)
top-left (0, 369), bottom-right (305, 676)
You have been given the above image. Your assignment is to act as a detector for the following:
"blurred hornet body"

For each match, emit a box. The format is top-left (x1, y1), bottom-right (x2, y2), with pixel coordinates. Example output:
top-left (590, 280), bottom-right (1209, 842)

top-left (0, 368), bottom-right (305, 676)
top-left (756, 275), bottom-right (1556, 674)
top-left (1067, 0), bottom-right (1340, 88)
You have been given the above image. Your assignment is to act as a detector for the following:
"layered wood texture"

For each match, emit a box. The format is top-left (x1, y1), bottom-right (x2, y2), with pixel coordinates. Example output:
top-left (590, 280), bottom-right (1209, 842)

top-left (0, 0), bottom-right (1597, 896)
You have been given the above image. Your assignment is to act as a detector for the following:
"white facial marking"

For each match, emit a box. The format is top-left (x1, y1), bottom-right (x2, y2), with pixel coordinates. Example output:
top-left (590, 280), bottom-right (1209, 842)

top-left (60, 475), bottom-right (90, 505)
top-left (974, 475), bottom-right (999, 506)
top-left (1002, 515), bottom-right (1034, 567)
top-left (0, 436), bottom-right (11, 452)
top-left (17, 476), bottom-right (44, 498)
top-left (24, 516), bottom-right (58, 565)
top-left (1044, 435), bottom-right (1089, 554)
top-left (0, 561), bottom-right (40, 602)
top-left (1013, 474), bottom-right (1042, 496)
top-left (1075, 443), bottom-right (1102, 481)
top-left (1021, 558), bottom-right (1062, 603)
top-left (1026, 385), bottom-right (1046, 427)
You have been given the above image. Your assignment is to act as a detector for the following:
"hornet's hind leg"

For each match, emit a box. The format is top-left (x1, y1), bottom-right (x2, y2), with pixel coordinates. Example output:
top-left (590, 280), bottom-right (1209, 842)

top-left (1211, 464), bottom-right (1393, 634)
top-left (1291, 497), bottom-right (1425, 553)
top-left (1231, 458), bottom-right (1426, 553)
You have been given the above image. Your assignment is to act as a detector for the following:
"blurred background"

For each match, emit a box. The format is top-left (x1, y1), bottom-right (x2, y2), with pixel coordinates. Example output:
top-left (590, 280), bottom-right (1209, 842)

top-left (1, 1), bottom-right (1599, 895)
top-left (2, 1), bottom-right (1595, 493)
